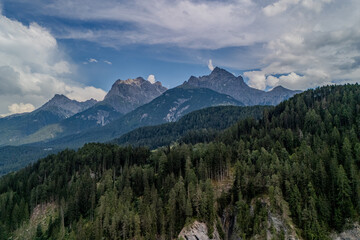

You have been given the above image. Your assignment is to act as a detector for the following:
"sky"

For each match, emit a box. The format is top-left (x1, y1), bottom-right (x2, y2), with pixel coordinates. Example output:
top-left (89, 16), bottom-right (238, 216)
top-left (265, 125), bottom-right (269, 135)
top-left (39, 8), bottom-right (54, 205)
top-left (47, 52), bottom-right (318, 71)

top-left (0, 0), bottom-right (359, 116)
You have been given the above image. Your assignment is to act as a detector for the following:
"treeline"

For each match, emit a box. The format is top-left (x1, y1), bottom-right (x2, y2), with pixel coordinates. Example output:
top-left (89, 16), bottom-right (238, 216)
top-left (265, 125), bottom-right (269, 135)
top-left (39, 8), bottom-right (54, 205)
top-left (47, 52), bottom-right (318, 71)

top-left (0, 84), bottom-right (360, 239)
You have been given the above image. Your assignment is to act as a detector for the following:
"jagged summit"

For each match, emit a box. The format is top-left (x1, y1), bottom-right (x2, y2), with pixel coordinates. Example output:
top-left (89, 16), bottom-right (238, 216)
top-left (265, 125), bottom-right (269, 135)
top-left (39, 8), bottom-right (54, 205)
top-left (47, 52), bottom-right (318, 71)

top-left (114, 77), bottom-right (163, 87)
top-left (52, 94), bottom-right (69, 100)
top-left (269, 85), bottom-right (290, 92)
top-left (103, 76), bottom-right (167, 114)
top-left (45, 94), bottom-right (97, 107)
top-left (38, 94), bottom-right (97, 118)
top-left (181, 67), bottom-right (300, 105)
top-left (209, 66), bottom-right (235, 77)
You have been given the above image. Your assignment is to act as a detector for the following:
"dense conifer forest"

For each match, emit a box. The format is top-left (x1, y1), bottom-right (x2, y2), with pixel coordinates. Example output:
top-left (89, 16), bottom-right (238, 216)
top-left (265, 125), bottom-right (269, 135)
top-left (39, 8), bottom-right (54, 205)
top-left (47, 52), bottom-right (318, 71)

top-left (113, 105), bottom-right (267, 149)
top-left (1, 84), bottom-right (360, 239)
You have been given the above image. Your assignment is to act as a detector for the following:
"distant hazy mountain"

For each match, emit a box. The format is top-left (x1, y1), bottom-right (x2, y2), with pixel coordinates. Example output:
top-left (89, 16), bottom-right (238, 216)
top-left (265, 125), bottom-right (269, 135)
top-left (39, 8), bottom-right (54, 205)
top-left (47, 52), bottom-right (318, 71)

top-left (0, 95), bottom-right (97, 146)
top-left (38, 94), bottom-right (98, 118)
top-left (103, 77), bottom-right (167, 114)
top-left (0, 78), bottom-right (167, 146)
top-left (182, 67), bottom-right (301, 105)
top-left (44, 87), bottom-right (243, 148)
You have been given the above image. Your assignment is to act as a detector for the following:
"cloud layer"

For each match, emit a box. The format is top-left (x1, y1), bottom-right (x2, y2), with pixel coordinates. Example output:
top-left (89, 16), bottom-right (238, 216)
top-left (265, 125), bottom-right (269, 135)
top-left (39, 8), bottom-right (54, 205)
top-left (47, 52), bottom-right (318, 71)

top-left (147, 75), bottom-right (156, 84)
top-left (0, 103), bottom-right (35, 117)
top-left (2, 0), bottom-right (360, 95)
top-left (0, 13), bottom-right (106, 116)
top-left (13, 0), bottom-right (359, 91)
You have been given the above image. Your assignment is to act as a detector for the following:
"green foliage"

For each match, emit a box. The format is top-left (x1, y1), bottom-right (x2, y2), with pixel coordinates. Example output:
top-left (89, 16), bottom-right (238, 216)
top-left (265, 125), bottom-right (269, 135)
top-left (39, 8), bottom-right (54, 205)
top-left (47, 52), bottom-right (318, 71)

top-left (1, 84), bottom-right (360, 239)
top-left (114, 105), bottom-right (268, 149)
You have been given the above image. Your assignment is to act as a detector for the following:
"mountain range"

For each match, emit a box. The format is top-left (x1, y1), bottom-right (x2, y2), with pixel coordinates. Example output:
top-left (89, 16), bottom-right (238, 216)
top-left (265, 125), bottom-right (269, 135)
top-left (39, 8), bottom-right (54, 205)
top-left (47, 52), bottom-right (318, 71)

top-left (182, 67), bottom-right (301, 105)
top-left (0, 95), bottom-right (97, 146)
top-left (0, 67), bottom-right (300, 174)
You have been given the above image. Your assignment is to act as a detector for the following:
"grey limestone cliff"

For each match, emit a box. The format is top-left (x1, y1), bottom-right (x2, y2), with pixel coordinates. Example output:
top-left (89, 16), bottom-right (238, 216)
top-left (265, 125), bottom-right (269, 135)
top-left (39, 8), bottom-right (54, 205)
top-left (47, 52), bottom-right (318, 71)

top-left (103, 77), bottom-right (167, 114)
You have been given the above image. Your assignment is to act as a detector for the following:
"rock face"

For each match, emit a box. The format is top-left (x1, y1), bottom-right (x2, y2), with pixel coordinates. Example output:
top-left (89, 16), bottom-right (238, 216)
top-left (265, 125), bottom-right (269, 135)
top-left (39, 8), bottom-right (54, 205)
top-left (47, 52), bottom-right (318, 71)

top-left (178, 221), bottom-right (220, 240)
top-left (182, 67), bottom-right (301, 106)
top-left (103, 77), bottom-right (167, 114)
top-left (222, 196), bottom-right (302, 240)
top-left (38, 94), bottom-right (97, 118)
top-left (331, 223), bottom-right (360, 240)
top-left (121, 87), bottom-right (243, 127)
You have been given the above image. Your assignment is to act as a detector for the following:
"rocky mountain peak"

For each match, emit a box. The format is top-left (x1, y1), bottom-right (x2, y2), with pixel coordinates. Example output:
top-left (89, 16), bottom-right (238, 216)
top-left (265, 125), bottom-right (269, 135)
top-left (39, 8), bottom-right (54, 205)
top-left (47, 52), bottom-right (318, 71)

top-left (103, 76), bottom-right (167, 114)
top-left (209, 66), bottom-right (235, 78)
top-left (44, 94), bottom-right (73, 107)
top-left (39, 94), bottom-right (98, 118)
top-left (270, 85), bottom-right (287, 92)
top-left (113, 77), bottom-right (163, 87)
top-left (116, 77), bottom-right (145, 86)
top-left (181, 67), bottom-right (300, 105)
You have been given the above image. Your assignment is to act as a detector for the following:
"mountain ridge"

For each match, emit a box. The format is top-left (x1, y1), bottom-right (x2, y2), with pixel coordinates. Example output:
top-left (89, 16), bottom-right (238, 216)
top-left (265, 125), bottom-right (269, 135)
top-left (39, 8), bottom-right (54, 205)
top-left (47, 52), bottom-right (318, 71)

top-left (182, 67), bottom-right (301, 105)
top-left (42, 87), bottom-right (244, 148)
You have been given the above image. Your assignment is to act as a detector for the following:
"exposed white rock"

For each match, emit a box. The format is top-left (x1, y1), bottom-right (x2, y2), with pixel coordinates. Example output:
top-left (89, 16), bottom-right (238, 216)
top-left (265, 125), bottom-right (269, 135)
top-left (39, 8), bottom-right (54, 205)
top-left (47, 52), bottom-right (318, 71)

top-left (331, 223), bottom-right (360, 240)
top-left (164, 98), bottom-right (190, 122)
top-left (178, 221), bottom-right (220, 240)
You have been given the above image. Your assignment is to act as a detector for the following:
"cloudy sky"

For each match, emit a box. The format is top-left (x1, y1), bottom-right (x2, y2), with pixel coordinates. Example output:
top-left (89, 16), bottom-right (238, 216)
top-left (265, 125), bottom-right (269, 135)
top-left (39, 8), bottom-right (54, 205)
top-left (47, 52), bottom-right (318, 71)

top-left (0, 0), bottom-right (359, 116)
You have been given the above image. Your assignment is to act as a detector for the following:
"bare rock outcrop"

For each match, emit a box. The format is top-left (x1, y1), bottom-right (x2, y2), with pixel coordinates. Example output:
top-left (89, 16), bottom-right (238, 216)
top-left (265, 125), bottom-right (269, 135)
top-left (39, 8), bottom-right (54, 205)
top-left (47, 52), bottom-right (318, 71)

top-left (178, 221), bottom-right (221, 240)
top-left (331, 223), bottom-right (360, 240)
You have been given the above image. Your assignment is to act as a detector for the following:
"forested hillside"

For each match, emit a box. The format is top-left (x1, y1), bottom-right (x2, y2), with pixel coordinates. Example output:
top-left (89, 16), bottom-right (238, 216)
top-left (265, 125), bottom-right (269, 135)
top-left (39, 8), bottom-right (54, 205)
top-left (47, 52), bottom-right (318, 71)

top-left (1, 84), bottom-right (360, 239)
top-left (113, 105), bottom-right (268, 149)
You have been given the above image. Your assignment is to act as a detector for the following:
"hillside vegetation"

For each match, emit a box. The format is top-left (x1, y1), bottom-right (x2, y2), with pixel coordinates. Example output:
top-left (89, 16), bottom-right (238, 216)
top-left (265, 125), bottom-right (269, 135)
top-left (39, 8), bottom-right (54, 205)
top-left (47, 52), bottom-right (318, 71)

top-left (0, 84), bottom-right (360, 239)
top-left (113, 105), bottom-right (268, 149)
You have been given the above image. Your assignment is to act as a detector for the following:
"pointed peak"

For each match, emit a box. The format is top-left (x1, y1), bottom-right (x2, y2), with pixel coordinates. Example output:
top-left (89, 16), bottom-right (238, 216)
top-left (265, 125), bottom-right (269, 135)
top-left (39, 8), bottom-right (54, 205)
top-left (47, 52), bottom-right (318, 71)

top-left (210, 67), bottom-right (234, 77)
top-left (271, 86), bottom-right (286, 91)
top-left (212, 66), bottom-right (222, 72)
top-left (114, 77), bottom-right (146, 86)
top-left (270, 85), bottom-right (301, 93)
top-left (52, 94), bottom-right (70, 100)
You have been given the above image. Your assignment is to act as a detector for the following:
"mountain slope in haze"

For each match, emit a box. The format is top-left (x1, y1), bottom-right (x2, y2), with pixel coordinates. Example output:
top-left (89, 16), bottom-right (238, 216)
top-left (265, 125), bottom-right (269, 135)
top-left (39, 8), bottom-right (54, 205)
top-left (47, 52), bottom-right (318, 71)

top-left (18, 103), bottom-right (123, 145)
top-left (103, 77), bottom-right (167, 114)
top-left (182, 67), bottom-right (301, 105)
top-left (113, 105), bottom-right (268, 149)
top-left (0, 145), bottom-right (59, 177)
top-left (3, 78), bottom-right (166, 146)
top-left (0, 95), bottom-right (97, 146)
top-left (45, 87), bottom-right (243, 148)
top-left (38, 94), bottom-right (97, 118)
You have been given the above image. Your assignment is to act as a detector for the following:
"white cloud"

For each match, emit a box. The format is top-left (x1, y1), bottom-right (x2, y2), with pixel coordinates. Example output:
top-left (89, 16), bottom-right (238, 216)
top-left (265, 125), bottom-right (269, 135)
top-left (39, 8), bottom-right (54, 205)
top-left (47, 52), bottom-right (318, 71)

top-left (147, 74), bottom-right (156, 84)
top-left (266, 75), bottom-right (279, 87)
top-left (263, 0), bottom-right (300, 17)
top-left (207, 59), bottom-right (214, 71)
top-left (1, 103), bottom-right (35, 117)
top-left (104, 60), bottom-right (112, 65)
top-left (301, 0), bottom-right (333, 12)
top-left (4, 0), bottom-right (360, 92)
top-left (263, 0), bottom-right (332, 16)
top-left (65, 86), bottom-right (106, 102)
top-left (88, 58), bottom-right (98, 63)
top-left (244, 71), bottom-right (267, 90)
top-left (0, 13), bottom-right (106, 115)
top-left (35, 0), bottom-right (264, 49)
